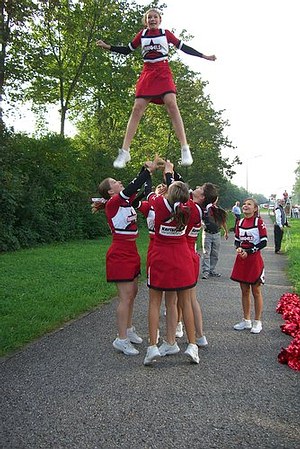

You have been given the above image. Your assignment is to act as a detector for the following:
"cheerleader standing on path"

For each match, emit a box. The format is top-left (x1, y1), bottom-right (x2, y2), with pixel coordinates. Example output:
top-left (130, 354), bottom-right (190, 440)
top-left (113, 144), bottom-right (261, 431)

top-left (96, 8), bottom-right (216, 169)
top-left (230, 198), bottom-right (268, 334)
top-left (144, 162), bottom-right (199, 366)
top-left (93, 161), bottom-right (157, 356)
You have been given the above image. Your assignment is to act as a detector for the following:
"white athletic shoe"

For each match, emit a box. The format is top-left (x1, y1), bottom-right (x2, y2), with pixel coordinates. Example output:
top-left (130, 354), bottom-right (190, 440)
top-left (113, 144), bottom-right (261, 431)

top-left (196, 336), bottom-right (208, 347)
top-left (113, 149), bottom-right (131, 169)
top-left (250, 320), bottom-right (263, 334)
top-left (127, 326), bottom-right (143, 344)
top-left (184, 343), bottom-right (199, 364)
top-left (112, 338), bottom-right (139, 355)
top-left (180, 145), bottom-right (193, 166)
top-left (175, 321), bottom-right (184, 338)
top-left (144, 345), bottom-right (161, 366)
top-left (158, 340), bottom-right (180, 356)
top-left (233, 319), bottom-right (252, 331)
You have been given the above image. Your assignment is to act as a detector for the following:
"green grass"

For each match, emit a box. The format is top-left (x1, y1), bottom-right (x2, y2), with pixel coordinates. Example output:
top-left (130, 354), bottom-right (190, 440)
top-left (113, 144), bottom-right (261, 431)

top-left (283, 218), bottom-right (300, 294)
top-left (0, 230), bottom-right (149, 356)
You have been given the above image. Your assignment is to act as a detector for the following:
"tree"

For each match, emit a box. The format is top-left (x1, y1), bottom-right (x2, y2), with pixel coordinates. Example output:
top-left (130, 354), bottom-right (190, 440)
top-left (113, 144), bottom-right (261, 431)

top-left (0, 0), bottom-right (36, 131)
top-left (292, 160), bottom-right (300, 204)
top-left (6, 0), bottom-right (148, 136)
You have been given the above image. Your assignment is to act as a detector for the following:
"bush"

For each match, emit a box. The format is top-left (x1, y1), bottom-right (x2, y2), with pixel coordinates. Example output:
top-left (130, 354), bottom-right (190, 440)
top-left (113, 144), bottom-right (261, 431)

top-left (0, 132), bottom-right (111, 252)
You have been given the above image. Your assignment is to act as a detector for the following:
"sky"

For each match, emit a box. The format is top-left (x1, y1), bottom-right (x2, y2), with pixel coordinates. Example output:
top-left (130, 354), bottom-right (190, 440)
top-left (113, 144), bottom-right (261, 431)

top-left (6, 0), bottom-right (299, 199)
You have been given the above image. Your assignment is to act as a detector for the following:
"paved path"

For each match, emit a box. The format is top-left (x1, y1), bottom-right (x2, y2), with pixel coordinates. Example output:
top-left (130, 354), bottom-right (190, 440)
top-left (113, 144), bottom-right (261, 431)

top-left (1, 214), bottom-right (299, 449)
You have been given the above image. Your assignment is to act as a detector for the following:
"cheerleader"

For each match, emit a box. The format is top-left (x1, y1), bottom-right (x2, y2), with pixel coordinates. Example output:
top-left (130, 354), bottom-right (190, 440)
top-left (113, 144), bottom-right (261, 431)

top-left (96, 8), bottom-right (216, 169)
top-left (231, 198), bottom-right (268, 334)
top-left (184, 185), bottom-right (213, 347)
top-left (93, 160), bottom-right (157, 356)
top-left (144, 161), bottom-right (199, 365)
top-left (136, 182), bottom-right (178, 348)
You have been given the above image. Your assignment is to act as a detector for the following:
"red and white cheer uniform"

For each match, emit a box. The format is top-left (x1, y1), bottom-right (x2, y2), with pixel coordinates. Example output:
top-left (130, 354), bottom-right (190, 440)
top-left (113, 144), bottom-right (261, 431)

top-left (231, 216), bottom-right (268, 284)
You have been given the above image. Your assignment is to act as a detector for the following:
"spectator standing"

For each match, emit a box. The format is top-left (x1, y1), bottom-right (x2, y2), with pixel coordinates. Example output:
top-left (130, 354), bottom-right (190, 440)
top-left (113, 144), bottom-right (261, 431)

top-left (201, 196), bottom-right (228, 279)
top-left (274, 199), bottom-right (288, 253)
top-left (283, 190), bottom-right (289, 204)
top-left (231, 201), bottom-right (241, 222)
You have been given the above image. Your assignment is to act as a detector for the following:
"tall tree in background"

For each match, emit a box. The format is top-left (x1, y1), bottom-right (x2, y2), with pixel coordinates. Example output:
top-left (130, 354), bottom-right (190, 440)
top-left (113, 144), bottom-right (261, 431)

top-left (0, 0), bottom-right (36, 131)
top-left (20, 0), bottom-right (105, 136)
top-left (7, 0), bottom-right (145, 136)
top-left (292, 161), bottom-right (300, 204)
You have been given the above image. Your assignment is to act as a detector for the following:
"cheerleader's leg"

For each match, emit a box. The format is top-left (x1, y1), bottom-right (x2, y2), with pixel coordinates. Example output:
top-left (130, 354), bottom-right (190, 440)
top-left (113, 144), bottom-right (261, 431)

top-left (122, 98), bottom-right (151, 150)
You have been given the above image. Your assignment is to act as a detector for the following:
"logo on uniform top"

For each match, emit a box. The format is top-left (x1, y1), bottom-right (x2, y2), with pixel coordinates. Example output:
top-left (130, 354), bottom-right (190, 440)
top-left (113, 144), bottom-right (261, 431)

top-left (127, 209), bottom-right (137, 223)
top-left (188, 227), bottom-right (201, 238)
top-left (144, 39), bottom-right (161, 52)
top-left (240, 231), bottom-right (254, 242)
top-left (159, 224), bottom-right (186, 236)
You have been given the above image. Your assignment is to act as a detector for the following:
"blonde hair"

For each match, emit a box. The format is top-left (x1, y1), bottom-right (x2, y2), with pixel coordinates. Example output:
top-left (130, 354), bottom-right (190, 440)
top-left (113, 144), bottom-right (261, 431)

top-left (142, 8), bottom-right (162, 26)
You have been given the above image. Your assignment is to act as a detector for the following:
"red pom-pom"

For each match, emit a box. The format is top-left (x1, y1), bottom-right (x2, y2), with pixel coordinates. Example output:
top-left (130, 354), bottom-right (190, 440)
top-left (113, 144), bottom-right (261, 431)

top-left (277, 293), bottom-right (300, 371)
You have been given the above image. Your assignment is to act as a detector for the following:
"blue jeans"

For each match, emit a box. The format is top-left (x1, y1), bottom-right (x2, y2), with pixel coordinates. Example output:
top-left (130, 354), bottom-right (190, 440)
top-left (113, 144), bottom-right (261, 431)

top-left (201, 231), bottom-right (221, 274)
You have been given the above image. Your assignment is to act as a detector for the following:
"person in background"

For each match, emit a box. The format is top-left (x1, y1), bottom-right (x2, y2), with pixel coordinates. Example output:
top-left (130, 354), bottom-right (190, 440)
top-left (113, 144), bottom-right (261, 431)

top-left (231, 201), bottom-right (241, 222)
top-left (274, 199), bottom-right (288, 254)
top-left (201, 195), bottom-right (228, 279)
top-left (291, 205), bottom-right (299, 219)
top-left (283, 190), bottom-right (289, 204)
top-left (96, 8), bottom-right (216, 169)
top-left (231, 198), bottom-right (267, 334)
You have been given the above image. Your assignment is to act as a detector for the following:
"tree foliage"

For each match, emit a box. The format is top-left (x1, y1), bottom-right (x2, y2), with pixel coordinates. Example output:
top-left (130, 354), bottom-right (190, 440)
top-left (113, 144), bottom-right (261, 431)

top-left (0, 131), bottom-right (108, 251)
top-left (292, 161), bottom-right (300, 204)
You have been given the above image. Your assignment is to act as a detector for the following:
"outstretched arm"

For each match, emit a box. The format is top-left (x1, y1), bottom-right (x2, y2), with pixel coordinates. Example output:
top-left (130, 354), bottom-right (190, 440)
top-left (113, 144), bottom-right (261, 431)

top-left (180, 43), bottom-right (216, 61)
top-left (96, 39), bottom-right (132, 55)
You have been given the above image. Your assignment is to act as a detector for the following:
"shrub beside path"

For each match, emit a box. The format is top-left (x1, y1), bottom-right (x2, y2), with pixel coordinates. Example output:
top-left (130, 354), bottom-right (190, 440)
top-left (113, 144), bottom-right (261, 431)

top-left (1, 213), bottom-right (299, 449)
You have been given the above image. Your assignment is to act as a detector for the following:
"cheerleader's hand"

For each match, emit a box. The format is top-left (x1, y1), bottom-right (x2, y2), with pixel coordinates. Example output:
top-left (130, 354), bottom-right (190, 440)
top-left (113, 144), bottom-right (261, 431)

top-left (164, 159), bottom-right (174, 174)
top-left (144, 160), bottom-right (157, 173)
top-left (203, 54), bottom-right (217, 61)
top-left (154, 154), bottom-right (166, 170)
top-left (237, 247), bottom-right (247, 259)
top-left (96, 39), bottom-right (110, 50)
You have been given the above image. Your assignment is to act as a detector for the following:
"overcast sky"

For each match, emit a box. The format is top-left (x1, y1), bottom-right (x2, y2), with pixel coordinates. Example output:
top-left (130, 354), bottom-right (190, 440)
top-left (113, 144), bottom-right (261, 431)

top-left (7, 0), bottom-right (299, 199)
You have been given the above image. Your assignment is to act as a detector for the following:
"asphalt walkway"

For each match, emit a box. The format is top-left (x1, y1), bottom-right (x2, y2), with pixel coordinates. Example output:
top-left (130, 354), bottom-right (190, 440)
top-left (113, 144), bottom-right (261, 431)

top-left (1, 213), bottom-right (299, 449)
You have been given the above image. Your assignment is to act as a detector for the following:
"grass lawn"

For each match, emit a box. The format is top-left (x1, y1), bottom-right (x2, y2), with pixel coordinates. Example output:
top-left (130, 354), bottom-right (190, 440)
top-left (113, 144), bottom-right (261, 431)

top-left (0, 230), bottom-right (149, 356)
top-left (284, 218), bottom-right (300, 294)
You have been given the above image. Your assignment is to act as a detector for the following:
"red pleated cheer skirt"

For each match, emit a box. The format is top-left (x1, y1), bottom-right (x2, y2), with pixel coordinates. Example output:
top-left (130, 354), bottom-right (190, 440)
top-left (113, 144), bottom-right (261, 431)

top-left (231, 251), bottom-right (265, 285)
top-left (147, 239), bottom-right (196, 291)
top-left (106, 240), bottom-right (140, 282)
top-left (136, 61), bottom-right (176, 104)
